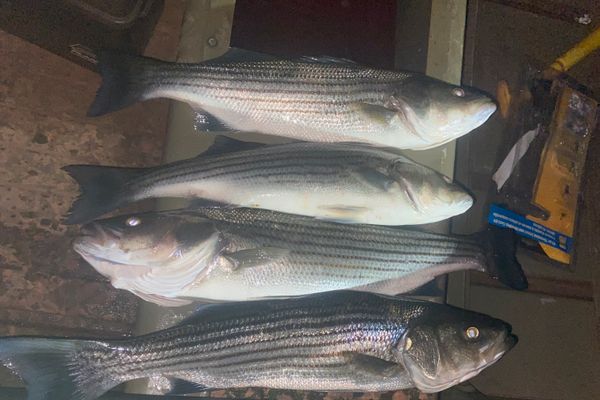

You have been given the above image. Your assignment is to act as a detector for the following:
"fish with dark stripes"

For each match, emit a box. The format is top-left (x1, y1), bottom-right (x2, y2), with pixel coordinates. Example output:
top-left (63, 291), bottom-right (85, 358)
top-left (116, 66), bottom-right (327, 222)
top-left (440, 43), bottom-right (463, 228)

top-left (63, 137), bottom-right (473, 225)
top-left (87, 48), bottom-right (496, 150)
top-left (0, 291), bottom-right (517, 399)
top-left (72, 207), bottom-right (527, 306)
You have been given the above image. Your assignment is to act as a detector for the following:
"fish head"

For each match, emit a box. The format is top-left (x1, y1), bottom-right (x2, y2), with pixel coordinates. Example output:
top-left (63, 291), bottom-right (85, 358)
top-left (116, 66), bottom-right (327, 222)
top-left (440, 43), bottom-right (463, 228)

top-left (390, 159), bottom-right (473, 221)
top-left (391, 76), bottom-right (496, 148)
top-left (73, 212), bottom-right (218, 285)
top-left (398, 307), bottom-right (517, 393)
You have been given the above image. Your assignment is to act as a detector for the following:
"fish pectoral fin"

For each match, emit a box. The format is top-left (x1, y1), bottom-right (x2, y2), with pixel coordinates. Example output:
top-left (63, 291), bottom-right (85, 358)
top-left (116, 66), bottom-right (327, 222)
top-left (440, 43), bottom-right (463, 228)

top-left (343, 353), bottom-right (405, 378)
top-left (316, 205), bottom-right (369, 224)
top-left (397, 176), bottom-right (421, 212)
top-left (351, 167), bottom-right (396, 191)
top-left (352, 102), bottom-right (398, 127)
top-left (204, 47), bottom-right (280, 63)
top-left (222, 247), bottom-right (291, 271)
top-left (165, 378), bottom-right (211, 395)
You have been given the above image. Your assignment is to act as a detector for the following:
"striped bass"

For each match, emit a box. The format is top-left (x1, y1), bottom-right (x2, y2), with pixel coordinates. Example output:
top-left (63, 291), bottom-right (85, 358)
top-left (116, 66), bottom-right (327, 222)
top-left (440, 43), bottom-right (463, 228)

top-left (72, 207), bottom-right (527, 306)
top-left (63, 137), bottom-right (473, 225)
top-left (87, 48), bottom-right (496, 150)
top-left (0, 291), bottom-right (517, 399)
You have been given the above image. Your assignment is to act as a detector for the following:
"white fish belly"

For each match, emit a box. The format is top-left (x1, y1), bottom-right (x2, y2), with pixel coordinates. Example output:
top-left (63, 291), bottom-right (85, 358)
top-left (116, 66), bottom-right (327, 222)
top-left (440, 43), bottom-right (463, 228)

top-left (154, 89), bottom-right (410, 147)
top-left (182, 265), bottom-right (367, 302)
top-left (148, 181), bottom-right (437, 225)
top-left (179, 258), bottom-right (482, 302)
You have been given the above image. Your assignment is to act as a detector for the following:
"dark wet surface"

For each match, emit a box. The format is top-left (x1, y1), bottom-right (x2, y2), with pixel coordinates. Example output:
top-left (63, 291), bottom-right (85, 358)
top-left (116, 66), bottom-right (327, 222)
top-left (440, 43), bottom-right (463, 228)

top-left (0, 1), bottom-right (185, 338)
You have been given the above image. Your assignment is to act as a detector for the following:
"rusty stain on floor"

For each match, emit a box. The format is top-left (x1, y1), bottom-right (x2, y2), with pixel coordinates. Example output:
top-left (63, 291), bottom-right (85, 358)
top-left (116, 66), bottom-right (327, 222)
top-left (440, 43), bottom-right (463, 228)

top-left (0, 1), bottom-right (185, 338)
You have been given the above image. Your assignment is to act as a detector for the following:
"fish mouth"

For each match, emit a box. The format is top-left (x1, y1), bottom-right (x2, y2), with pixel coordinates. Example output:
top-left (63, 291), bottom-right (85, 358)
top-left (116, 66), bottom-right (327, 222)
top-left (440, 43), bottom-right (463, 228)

top-left (453, 194), bottom-right (474, 214)
top-left (75, 248), bottom-right (128, 266)
top-left (74, 223), bottom-right (127, 261)
top-left (73, 237), bottom-right (138, 268)
top-left (429, 192), bottom-right (473, 221)
top-left (473, 101), bottom-right (497, 126)
top-left (415, 347), bottom-right (511, 393)
top-left (503, 325), bottom-right (518, 351)
top-left (80, 222), bottom-right (122, 241)
top-left (480, 326), bottom-right (517, 369)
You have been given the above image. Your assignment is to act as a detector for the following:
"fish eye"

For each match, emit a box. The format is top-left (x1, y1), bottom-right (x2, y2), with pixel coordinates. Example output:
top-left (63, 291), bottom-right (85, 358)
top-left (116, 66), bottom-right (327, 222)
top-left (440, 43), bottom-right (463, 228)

top-left (125, 216), bottom-right (141, 227)
top-left (465, 326), bottom-right (480, 340)
top-left (452, 88), bottom-right (465, 97)
top-left (404, 337), bottom-right (413, 351)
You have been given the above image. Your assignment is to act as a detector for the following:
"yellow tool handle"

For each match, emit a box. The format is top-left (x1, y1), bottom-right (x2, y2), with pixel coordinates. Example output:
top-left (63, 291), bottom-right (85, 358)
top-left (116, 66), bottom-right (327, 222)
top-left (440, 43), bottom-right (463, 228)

top-left (550, 26), bottom-right (600, 72)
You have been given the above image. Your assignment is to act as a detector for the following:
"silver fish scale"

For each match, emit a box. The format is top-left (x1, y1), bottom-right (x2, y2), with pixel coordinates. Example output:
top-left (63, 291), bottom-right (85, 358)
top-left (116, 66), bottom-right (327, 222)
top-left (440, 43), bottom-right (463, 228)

top-left (146, 61), bottom-right (414, 142)
top-left (132, 143), bottom-right (397, 195)
top-left (77, 292), bottom-right (427, 391)
top-left (193, 207), bottom-right (484, 264)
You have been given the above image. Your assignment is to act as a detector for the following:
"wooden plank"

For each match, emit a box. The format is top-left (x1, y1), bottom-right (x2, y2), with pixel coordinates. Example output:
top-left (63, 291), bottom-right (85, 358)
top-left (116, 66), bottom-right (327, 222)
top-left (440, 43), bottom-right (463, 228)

top-left (394, 0), bottom-right (432, 73)
top-left (469, 272), bottom-right (593, 301)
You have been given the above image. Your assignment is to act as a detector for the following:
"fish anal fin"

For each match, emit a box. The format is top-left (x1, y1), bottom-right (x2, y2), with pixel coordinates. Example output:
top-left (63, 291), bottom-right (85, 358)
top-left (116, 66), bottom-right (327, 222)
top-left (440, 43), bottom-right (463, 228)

top-left (200, 135), bottom-right (267, 157)
top-left (175, 303), bottom-right (221, 326)
top-left (351, 262), bottom-right (483, 296)
top-left (166, 378), bottom-right (211, 395)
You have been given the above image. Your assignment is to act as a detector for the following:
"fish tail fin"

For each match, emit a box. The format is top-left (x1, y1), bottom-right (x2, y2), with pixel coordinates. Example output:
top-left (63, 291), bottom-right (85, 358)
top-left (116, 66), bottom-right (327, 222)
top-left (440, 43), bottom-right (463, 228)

top-left (62, 164), bottom-right (146, 224)
top-left (88, 51), bottom-right (166, 117)
top-left (0, 337), bottom-right (123, 400)
top-left (480, 225), bottom-right (528, 290)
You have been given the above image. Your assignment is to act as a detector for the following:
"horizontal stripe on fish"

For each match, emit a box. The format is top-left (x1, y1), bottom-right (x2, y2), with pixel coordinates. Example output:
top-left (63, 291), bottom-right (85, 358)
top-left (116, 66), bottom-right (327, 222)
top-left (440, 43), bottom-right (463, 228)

top-left (87, 49), bottom-right (496, 151)
top-left (64, 140), bottom-right (476, 225)
top-left (70, 204), bottom-right (530, 304)
top-left (0, 291), bottom-right (517, 397)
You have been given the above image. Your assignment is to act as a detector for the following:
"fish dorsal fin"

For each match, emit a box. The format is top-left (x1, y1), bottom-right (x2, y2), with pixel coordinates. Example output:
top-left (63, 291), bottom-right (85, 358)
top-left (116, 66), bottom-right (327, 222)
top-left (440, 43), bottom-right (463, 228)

top-left (201, 136), bottom-right (267, 157)
top-left (298, 55), bottom-right (358, 65)
top-left (176, 303), bottom-right (223, 326)
top-left (204, 47), bottom-right (280, 64)
top-left (166, 378), bottom-right (211, 395)
top-left (205, 48), bottom-right (358, 65)
top-left (186, 199), bottom-right (233, 210)
top-left (192, 109), bottom-right (232, 132)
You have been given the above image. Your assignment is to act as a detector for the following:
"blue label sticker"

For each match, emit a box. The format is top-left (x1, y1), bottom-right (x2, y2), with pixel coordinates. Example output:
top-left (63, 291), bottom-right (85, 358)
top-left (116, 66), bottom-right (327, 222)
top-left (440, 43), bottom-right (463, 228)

top-left (488, 204), bottom-right (573, 253)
